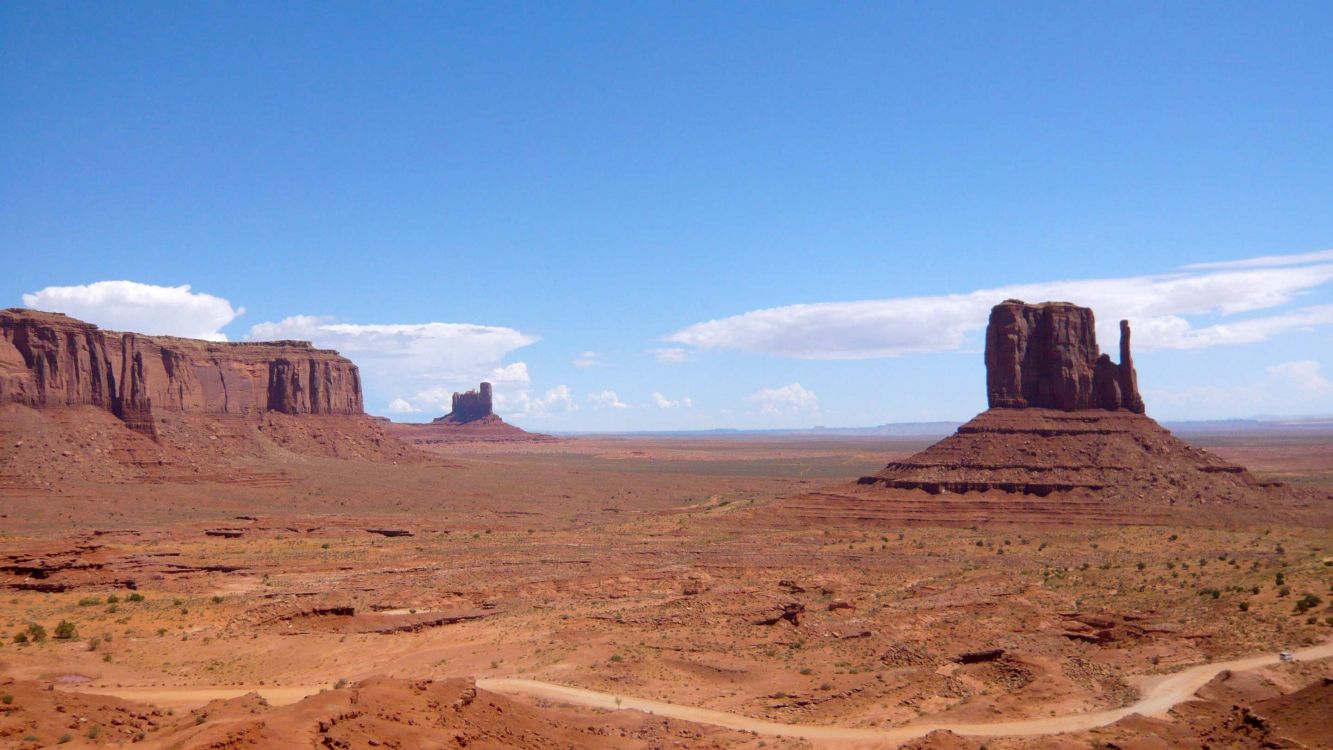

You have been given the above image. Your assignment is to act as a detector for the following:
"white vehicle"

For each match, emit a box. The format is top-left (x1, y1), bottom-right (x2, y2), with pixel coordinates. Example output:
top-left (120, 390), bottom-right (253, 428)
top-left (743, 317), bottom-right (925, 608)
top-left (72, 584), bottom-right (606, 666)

top-left (1279, 651), bottom-right (1295, 663)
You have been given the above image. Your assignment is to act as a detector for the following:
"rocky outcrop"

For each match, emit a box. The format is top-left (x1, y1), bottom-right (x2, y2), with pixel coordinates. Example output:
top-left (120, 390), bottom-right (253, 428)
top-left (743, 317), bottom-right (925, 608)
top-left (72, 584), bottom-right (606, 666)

top-left (0, 308), bottom-right (363, 438)
top-left (773, 300), bottom-right (1303, 526)
top-left (985, 300), bottom-right (1144, 413)
top-left (436, 382), bottom-right (493, 424)
top-left (392, 382), bottom-right (553, 444)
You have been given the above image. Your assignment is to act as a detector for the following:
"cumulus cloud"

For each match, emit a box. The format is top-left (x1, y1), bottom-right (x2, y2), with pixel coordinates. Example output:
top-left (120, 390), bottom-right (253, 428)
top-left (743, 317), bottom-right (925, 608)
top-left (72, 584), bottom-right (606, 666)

top-left (22, 281), bottom-right (243, 341)
top-left (573, 351), bottom-right (604, 368)
top-left (746, 383), bottom-right (817, 415)
top-left (1153, 360), bottom-right (1333, 418)
top-left (652, 347), bottom-right (691, 364)
top-left (651, 392), bottom-right (692, 409)
top-left (1268, 360), bottom-right (1332, 394)
top-left (386, 398), bottom-right (420, 413)
top-left (588, 389), bottom-right (631, 409)
top-left (666, 252), bottom-right (1333, 359)
top-left (495, 385), bottom-right (576, 417)
top-left (249, 315), bottom-right (538, 414)
top-left (489, 362), bottom-right (531, 384)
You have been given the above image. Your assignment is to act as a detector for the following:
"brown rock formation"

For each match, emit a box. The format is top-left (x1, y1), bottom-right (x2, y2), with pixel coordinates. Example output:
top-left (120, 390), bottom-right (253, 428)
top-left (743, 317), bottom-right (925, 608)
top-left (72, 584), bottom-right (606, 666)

top-left (436, 382), bottom-right (494, 424)
top-left (0, 308), bottom-right (363, 439)
top-left (776, 300), bottom-right (1305, 526)
top-left (985, 299), bottom-right (1144, 413)
top-left (390, 382), bottom-right (552, 444)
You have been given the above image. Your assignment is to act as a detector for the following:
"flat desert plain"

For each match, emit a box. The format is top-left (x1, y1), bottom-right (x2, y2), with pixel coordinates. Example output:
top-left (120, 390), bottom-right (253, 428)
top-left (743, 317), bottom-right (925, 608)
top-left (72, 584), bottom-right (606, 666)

top-left (1, 429), bottom-right (1331, 749)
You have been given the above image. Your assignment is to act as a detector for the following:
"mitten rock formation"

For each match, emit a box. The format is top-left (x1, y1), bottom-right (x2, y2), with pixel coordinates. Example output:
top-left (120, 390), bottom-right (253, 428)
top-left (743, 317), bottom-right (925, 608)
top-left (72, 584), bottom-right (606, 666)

top-left (985, 300), bottom-right (1144, 413)
top-left (777, 300), bottom-right (1300, 526)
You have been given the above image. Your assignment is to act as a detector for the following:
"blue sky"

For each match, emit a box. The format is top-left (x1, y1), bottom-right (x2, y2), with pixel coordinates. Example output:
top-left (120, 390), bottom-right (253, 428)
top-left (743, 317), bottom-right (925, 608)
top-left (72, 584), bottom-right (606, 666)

top-left (3, 2), bottom-right (1332, 430)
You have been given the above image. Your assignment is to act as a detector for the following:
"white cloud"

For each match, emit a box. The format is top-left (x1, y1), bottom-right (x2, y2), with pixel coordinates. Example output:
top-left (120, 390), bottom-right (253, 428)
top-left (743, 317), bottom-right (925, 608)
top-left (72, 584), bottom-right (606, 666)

top-left (386, 398), bottom-right (420, 413)
top-left (746, 383), bottom-right (818, 415)
top-left (573, 351), bottom-right (604, 368)
top-left (666, 252), bottom-right (1333, 359)
top-left (489, 362), bottom-right (531, 384)
top-left (1151, 360), bottom-right (1333, 419)
top-left (496, 385), bottom-right (576, 418)
top-left (249, 315), bottom-right (538, 414)
top-left (651, 392), bottom-right (692, 409)
top-left (1268, 360), bottom-right (1332, 394)
top-left (588, 389), bottom-right (631, 409)
top-left (22, 281), bottom-right (243, 341)
top-left (652, 347), bottom-right (691, 364)
top-left (1184, 248), bottom-right (1333, 270)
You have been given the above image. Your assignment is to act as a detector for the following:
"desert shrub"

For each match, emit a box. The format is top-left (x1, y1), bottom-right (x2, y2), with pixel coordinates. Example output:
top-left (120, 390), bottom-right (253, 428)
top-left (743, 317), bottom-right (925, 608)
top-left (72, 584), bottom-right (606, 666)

top-left (57, 734), bottom-right (72, 744)
top-left (1238, 602), bottom-right (1250, 612)
top-left (1294, 593), bottom-right (1322, 614)
top-left (1, 693), bottom-right (12, 705)
top-left (25, 624), bottom-right (46, 643)
top-left (1278, 586), bottom-right (1291, 598)
top-left (12, 632), bottom-right (28, 644)
top-left (212, 596), bottom-right (224, 604)
top-left (1198, 588), bottom-right (1221, 599)
top-left (1275, 572), bottom-right (1285, 585)
top-left (609, 654), bottom-right (623, 662)
top-left (334, 678), bottom-right (349, 689)
top-left (86, 725), bottom-right (100, 739)
top-left (77, 598), bottom-right (100, 607)
top-left (128, 592), bottom-right (145, 602)
top-left (106, 594), bottom-right (119, 604)
top-left (53, 620), bottom-right (77, 640)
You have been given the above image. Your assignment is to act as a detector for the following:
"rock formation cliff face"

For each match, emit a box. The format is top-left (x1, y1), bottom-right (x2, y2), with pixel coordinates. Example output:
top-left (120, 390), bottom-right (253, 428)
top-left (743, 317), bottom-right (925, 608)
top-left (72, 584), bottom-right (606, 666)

top-left (775, 300), bottom-right (1303, 526)
top-left (0, 308), bottom-right (363, 439)
top-left (985, 299), bottom-right (1144, 413)
top-left (436, 382), bottom-right (494, 425)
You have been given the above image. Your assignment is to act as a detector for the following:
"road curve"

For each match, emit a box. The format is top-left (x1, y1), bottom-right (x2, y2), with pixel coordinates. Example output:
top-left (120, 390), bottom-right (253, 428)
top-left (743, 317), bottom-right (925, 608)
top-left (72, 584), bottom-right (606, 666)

top-left (62, 641), bottom-right (1332, 747)
top-left (478, 640), bottom-right (1333, 746)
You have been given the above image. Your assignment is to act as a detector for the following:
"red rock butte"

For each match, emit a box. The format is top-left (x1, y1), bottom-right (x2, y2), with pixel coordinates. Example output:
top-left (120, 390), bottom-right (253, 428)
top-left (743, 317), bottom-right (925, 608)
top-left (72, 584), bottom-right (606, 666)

top-left (389, 382), bottom-right (552, 444)
top-left (1, 308), bottom-right (363, 440)
top-left (0, 308), bottom-right (420, 480)
top-left (778, 300), bottom-right (1309, 526)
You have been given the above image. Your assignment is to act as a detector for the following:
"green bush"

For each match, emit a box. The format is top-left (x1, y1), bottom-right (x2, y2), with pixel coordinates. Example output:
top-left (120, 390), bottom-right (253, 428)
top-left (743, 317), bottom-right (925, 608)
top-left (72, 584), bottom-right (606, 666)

top-left (127, 592), bottom-right (145, 602)
top-left (53, 620), bottom-right (77, 640)
top-left (25, 624), bottom-right (46, 643)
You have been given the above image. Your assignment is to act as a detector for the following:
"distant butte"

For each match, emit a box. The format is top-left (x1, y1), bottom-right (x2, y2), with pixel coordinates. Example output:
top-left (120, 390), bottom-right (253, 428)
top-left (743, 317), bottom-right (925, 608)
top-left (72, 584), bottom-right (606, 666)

top-left (0, 308), bottom-right (364, 440)
top-left (389, 382), bottom-right (553, 444)
top-left (0, 307), bottom-right (424, 481)
top-left (779, 300), bottom-right (1308, 526)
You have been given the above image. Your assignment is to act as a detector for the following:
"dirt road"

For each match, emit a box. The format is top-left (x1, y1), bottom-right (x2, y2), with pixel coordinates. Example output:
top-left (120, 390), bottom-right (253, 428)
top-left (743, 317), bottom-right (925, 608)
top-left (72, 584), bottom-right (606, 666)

top-left (478, 640), bottom-right (1333, 746)
top-left (65, 640), bottom-right (1332, 747)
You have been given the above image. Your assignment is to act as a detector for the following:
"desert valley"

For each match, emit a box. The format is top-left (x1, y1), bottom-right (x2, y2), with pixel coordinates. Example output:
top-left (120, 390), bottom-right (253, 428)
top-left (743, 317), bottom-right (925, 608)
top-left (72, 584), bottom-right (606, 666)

top-left (0, 301), bottom-right (1329, 750)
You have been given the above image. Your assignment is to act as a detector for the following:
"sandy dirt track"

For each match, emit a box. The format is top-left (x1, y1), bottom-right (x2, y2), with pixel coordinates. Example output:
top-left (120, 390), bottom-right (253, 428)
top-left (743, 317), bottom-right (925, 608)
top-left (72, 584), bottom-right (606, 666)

top-left (64, 640), bottom-right (1331, 746)
top-left (478, 641), bottom-right (1333, 746)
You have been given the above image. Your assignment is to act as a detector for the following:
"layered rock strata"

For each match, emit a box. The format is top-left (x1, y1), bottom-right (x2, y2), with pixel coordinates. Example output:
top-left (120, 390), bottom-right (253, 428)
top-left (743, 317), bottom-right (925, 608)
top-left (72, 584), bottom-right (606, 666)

top-left (778, 300), bottom-right (1298, 525)
top-left (986, 300), bottom-right (1144, 413)
top-left (0, 308), bottom-right (363, 439)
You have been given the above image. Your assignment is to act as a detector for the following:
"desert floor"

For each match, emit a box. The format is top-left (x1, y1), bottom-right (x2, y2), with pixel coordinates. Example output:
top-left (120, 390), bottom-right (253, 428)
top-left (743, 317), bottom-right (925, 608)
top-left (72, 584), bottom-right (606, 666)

top-left (1, 430), bottom-right (1331, 748)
